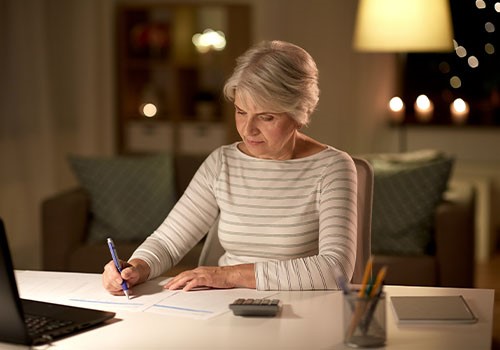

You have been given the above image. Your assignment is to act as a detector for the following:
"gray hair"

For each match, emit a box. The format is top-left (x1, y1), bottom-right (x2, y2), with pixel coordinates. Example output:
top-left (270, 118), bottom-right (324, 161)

top-left (223, 40), bottom-right (319, 126)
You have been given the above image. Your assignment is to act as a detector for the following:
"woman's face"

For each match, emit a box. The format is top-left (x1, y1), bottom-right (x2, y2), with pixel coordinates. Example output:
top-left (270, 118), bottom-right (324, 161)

top-left (234, 92), bottom-right (299, 160)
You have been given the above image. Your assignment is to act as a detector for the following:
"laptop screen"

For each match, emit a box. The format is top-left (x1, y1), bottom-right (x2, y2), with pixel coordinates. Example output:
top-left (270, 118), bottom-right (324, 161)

top-left (0, 219), bottom-right (33, 344)
top-left (0, 218), bottom-right (115, 345)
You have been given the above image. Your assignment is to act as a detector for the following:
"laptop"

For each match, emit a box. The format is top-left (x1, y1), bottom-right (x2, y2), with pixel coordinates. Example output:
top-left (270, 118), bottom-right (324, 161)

top-left (0, 218), bottom-right (115, 345)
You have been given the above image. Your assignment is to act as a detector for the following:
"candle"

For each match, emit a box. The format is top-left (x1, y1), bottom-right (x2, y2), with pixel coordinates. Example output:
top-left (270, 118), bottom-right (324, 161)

top-left (414, 95), bottom-right (434, 122)
top-left (388, 96), bottom-right (405, 123)
top-left (450, 98), bottom-right (469, 124)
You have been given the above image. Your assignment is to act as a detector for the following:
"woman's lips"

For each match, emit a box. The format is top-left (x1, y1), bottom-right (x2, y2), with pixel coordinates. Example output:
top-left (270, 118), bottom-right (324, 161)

top-left (246, 139), bottom-right (263, 146)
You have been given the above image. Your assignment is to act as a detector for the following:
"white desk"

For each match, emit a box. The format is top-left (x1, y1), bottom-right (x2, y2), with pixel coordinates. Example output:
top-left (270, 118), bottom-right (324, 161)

top-left (2, 271), bottom-right (494, 350)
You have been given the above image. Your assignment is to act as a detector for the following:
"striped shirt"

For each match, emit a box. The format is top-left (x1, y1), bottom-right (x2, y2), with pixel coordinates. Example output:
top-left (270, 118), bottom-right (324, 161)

top-left (130, 142), bottom-right (357, 290)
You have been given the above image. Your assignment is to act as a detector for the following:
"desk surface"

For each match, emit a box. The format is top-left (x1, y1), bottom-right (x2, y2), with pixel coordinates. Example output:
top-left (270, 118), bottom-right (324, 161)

top-left (2, 271), bottom-right (494, 350)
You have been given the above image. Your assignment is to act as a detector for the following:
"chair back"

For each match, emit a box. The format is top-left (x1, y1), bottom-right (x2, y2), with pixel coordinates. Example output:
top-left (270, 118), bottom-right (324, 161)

top-left (198, 217), bottom-right (223, 267)
top-left (350, 157), bottom-right (374, 284)
top-left (198, 157), bottom-right (374, 284)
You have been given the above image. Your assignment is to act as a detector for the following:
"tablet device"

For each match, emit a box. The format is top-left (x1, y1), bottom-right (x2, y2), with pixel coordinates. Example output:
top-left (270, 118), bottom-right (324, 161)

top-left (390, 295), bottom-right (478, 324)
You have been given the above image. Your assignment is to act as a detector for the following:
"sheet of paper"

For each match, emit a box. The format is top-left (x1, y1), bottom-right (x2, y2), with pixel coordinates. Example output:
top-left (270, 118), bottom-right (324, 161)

top-left (16, 270), bottom-right (174, 312)
top-left (147, 288), bottom-right (279, 320)
top-left (16, 271), bottom-right (278, 320)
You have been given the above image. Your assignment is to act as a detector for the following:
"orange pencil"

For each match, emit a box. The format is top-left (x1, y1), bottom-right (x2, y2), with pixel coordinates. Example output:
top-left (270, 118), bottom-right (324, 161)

top-left (369, 266), bottom-right (387, 298)
top-left (358, 256), bottom-right (373, 297)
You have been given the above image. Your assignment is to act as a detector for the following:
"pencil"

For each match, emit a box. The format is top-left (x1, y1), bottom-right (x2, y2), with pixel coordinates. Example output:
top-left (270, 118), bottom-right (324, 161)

top-left (369, 266), bottom-right (387, 298)
top-left (358, 256), bottom-right (373, 297)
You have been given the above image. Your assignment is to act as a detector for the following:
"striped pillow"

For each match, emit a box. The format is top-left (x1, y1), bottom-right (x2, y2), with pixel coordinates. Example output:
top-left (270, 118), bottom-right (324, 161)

top-left (369, 155), bottom-right (454, 255)
top-left (69, 154), bottom-right (176, 243)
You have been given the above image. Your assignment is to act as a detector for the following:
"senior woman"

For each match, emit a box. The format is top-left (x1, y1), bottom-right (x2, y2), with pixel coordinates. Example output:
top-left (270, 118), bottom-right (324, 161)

top-left (103, 40), bottom-right (357, 294)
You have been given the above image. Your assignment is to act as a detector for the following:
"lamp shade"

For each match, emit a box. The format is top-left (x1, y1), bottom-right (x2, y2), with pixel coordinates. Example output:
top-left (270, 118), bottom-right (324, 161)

top-left (353, 0), bottom-right (454, 52)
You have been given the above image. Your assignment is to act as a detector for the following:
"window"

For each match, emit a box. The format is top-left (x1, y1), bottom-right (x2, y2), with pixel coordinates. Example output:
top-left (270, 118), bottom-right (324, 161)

top-left (403, 1), bottom-right (500, 126)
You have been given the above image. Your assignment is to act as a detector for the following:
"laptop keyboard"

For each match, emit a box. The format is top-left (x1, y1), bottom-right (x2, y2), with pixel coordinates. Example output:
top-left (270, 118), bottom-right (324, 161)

top-left (25, 313), bottom-right (74, 337)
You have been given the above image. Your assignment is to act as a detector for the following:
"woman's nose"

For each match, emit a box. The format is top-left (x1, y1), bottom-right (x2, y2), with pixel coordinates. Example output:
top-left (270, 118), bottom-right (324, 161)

top-left (243, 116), bottom-right (259, 135)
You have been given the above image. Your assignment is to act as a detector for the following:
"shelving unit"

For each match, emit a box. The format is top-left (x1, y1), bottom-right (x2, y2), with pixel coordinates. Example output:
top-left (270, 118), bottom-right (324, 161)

top-left (115, 3), bottom-right (251, 154)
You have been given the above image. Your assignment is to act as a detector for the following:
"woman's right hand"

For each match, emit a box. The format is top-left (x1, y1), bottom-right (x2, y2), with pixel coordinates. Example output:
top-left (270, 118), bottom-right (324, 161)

top-left (102, 258), bottom-right (150, 296)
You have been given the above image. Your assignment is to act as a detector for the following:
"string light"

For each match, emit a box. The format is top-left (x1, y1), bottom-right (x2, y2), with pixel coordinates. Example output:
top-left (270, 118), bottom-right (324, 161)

top-left (485, 43), bottom-right (495, 54)
top-left (485, 22), bottom-right (495, 33)
top-left (455, 45), bottom-right (467, 58)
top-left (450, 76), bottom-right (462, 89)
top-left (468, 56), bottom-right (479, 68)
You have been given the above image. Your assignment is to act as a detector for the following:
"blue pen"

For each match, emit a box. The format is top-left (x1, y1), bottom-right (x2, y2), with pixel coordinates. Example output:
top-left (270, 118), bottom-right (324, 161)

top-left (107, 238), bottom-right (130, 299)
top-left (333, 265), bottom-right (351, 294)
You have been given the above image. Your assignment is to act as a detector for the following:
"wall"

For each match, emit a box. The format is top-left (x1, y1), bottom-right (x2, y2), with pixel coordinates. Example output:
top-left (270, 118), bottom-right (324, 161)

top-left (252, 0), bottom-right (398, 154)
top-left (0, 0), bottom-right (115, 268)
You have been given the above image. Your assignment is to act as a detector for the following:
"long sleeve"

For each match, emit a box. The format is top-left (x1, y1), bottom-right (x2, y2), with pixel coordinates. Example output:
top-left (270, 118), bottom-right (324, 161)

top-left (253, 153), bottom-right (357, 290)
top-left (129, 150), bottom-right (221, 279)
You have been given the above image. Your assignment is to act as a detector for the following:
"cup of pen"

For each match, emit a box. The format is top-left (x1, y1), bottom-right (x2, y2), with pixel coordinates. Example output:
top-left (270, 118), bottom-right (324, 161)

top-left (343, 290), bottom-right (386, 348)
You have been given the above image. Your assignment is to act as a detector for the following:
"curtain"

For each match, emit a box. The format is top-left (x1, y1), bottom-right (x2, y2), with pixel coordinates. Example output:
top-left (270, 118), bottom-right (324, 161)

top-left (0, 0), bottom-right (114, 269)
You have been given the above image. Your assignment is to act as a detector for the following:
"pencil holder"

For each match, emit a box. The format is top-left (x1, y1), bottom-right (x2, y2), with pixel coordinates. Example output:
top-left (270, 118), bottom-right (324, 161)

top-left (343, 291), bottom-right (386, 348)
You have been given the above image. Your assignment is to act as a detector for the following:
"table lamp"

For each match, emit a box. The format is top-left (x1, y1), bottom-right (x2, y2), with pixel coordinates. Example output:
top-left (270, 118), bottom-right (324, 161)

top-left (353, 0), bottom-right (454, 150)
top-left (353, 0), bottom-right (454, 53)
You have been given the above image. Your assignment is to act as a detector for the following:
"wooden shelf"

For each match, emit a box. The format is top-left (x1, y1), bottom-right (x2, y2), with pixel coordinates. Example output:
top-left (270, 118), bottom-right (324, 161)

top-left (115, 3), bottom-right (251, 155)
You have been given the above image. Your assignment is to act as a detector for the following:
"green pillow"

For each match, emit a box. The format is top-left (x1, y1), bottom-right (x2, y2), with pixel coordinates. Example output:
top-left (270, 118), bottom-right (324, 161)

top-left (69, 154), bottom-right (176, 243)
top-left (369, 155), bottom-right (454, 255)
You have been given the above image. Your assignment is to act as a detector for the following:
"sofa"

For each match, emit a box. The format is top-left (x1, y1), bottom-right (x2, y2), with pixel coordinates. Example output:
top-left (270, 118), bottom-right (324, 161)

top-left (372, 180), bottom-right (475, 287)
top-left (364, 150), bottom-right (475, 288)
top-left (41, 151), bottom-right (476, 287)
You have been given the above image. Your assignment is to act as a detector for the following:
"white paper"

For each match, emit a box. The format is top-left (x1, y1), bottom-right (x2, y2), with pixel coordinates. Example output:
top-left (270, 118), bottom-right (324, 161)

top-left (146, 288), bottom-right (278, 320)
top-left (16, 271), bottom-right (169, 312)
top-left (16, 271), bottom-right (277, 320)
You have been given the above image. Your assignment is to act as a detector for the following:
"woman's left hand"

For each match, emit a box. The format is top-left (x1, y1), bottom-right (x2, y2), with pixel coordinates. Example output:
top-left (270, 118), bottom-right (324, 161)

top-left (164, 264), bottom-right (256, 291)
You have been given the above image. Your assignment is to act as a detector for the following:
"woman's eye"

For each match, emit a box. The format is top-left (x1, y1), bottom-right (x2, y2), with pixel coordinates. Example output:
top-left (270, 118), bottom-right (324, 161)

top-left (259, 114), bottom-right (274, 121)
top-left (235, 109), bottom-right (245, 115)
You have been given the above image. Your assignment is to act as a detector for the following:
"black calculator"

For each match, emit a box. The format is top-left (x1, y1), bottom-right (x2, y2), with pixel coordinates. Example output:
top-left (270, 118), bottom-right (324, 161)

top-left (229, 298), bottom-right (281, 317)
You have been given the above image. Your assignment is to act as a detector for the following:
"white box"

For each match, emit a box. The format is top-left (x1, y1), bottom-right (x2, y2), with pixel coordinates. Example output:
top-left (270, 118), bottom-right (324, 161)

top-left (179, 122), bottom-right (227, 155)
top-left (125, 121), bottom-right (174, 153)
